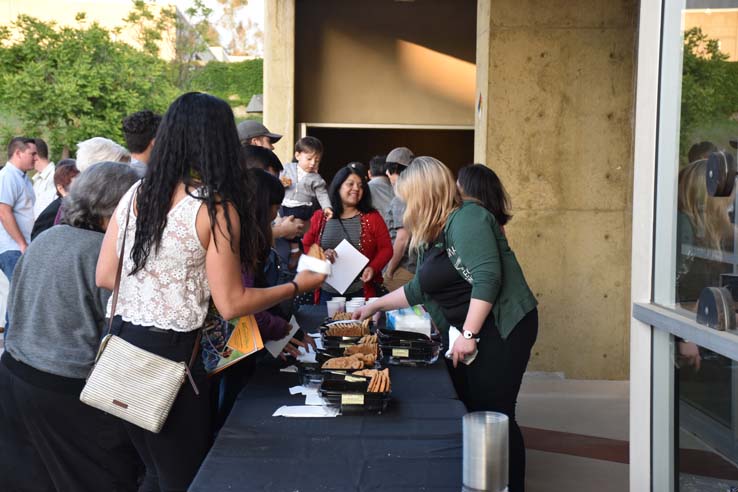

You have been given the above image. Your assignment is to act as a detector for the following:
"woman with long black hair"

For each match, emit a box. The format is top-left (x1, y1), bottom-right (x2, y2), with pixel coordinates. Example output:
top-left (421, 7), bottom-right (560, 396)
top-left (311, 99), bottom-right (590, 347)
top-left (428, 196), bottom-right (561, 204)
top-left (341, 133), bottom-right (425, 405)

top-left (456, 163), bottom-right (512, 233)
top-left (96, 92), bottom-right (325, 491)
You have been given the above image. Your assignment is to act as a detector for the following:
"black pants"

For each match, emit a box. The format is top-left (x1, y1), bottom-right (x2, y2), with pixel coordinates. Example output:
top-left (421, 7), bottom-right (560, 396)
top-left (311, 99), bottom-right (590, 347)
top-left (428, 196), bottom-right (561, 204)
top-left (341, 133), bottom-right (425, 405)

top-left (0, 352), bottom-right (139, 492)
top-left (279, 204), bottom-right (314, 222)
top-left (111, 318), bottom-right (211, 492)
top-left (211, 355), bottom-right (257, 432)
top-left (446, 308), bottom-right (538, 492)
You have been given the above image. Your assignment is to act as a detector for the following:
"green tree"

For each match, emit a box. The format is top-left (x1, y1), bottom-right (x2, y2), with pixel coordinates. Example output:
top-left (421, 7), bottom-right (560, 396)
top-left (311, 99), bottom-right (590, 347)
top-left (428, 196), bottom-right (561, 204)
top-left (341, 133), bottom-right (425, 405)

top-left (0, 14), bottom-right (178, 157)
top-left (123, 0), bottom-right (216, 89)
top-left (123, 0), bottom-right (177, 58)
top-left (175, 0), bottom-right (217, 89)
top-left (189, 58), bottom-right (263, 112)
top-left (680, 27), bottom-right (738, 156)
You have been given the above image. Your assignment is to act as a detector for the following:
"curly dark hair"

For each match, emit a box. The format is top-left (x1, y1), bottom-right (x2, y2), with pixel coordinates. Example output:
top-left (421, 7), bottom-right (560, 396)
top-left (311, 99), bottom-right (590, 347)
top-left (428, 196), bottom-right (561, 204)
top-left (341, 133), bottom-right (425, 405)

top-left (130, 92), bottom-right (264, 274)
top-left (122, 110), bottom-right (162, 153)
top-left (327, 165), bottom-right (374, 217)
top-left (457, 164), bottom-right (512, 226)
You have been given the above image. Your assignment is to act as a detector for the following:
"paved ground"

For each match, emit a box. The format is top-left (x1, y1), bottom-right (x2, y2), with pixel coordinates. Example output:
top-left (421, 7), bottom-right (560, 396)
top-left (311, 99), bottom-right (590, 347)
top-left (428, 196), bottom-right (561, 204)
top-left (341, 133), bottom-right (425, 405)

top-left (517, 373), bottom-right (630, 492)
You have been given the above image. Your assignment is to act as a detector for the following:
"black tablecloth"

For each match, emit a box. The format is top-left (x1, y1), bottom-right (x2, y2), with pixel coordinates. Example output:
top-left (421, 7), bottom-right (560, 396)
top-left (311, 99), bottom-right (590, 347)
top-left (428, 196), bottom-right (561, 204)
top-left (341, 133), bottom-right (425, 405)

top-left (191, 306), bottom-right (465, 492)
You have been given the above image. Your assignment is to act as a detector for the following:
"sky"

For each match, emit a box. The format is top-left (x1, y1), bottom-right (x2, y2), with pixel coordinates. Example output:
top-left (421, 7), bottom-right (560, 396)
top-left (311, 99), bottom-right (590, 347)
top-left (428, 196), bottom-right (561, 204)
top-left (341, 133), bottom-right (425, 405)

top-left (173, 0), bottom-right (264, 56)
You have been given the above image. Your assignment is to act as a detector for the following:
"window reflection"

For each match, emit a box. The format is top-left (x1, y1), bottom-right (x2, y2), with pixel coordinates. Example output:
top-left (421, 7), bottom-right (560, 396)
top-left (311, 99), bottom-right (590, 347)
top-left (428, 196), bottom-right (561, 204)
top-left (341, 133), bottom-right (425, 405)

top-left (677, 343), bottom-right (738, 491)
top-left (675, 5), bottom-right (738, 490)
top-left (676, 6), bottom-right (738, 316)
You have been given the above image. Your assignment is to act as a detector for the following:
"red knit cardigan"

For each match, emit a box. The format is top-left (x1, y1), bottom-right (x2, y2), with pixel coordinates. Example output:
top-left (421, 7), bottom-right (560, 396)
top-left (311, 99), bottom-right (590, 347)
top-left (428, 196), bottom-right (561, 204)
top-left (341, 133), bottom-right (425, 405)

top-left (302, 209), bottom-right (393, 302)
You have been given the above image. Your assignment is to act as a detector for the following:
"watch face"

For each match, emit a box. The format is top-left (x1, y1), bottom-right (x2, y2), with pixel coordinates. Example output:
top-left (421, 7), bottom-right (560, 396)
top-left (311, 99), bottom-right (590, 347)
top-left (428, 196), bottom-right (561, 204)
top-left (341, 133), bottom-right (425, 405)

top-left (463, 331), bottom-right (473, 339)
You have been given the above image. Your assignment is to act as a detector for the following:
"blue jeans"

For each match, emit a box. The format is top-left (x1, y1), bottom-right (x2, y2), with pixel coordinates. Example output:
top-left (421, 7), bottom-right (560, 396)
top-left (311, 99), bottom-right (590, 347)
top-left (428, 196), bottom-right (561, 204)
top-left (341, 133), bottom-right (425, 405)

top-left (0, 250), bottom-right (21, 337)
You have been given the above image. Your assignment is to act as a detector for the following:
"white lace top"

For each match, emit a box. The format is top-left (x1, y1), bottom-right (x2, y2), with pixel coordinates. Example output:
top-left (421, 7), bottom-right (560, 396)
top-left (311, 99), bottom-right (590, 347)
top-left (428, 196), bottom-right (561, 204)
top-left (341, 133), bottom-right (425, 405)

top-left (106, 182), bottom-right (210, 332)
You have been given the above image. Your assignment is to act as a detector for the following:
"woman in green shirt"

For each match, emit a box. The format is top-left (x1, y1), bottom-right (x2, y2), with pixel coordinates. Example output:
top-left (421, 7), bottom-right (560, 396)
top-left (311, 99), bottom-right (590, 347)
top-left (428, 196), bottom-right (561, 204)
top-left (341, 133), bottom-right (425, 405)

top-left (354, 157), bottom-right (538, 492)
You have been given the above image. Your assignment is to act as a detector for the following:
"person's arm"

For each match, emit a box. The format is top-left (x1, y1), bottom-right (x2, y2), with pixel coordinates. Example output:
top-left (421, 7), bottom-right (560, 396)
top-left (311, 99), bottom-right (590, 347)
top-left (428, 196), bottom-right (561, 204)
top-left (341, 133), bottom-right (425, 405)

top-left (254, 309), bottom-right (291, 341)
top-left (97, 201), bottom-right (326, 320)
top-left (96, 208), bottom-right (121, 290)
top-left (241, 270), bottom-right (291, 341)
top-left (302, 210), bottom-right (323, 251)
top-left (363, 213), bottom-right (393, 281)
top-left (386, 227), bottom-right (409, 277)
top-left (352, 284), bottom-right (410, 320)
top-left (205, 204), bottom-right (325, 320)
top-left (0, 204), bottom-right (27, 253)
top-left (446, 207), bottom-right (502, 366)
top-left (450, 206), bottom-right (502, 313)
top-left (313, 176), bottom-right (332, 212)
top-left (272, 216), bottom-right (304, 240)
top-left (450, 298), bottom-right (493, 367)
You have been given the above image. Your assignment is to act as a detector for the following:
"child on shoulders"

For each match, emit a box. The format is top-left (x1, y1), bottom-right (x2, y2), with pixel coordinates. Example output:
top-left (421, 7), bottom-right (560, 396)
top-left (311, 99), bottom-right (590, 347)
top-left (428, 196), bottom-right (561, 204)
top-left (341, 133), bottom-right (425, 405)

top-left (280, 136), bottom-right (333, 267)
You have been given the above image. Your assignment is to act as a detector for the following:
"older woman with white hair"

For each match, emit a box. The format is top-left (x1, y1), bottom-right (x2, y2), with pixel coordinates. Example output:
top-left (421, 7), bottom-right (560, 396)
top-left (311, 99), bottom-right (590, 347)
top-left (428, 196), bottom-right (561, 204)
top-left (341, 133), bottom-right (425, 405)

top-left (76, 136), bottom-right (131, 172)
top-left (0, 161), bottom-right (141, 491)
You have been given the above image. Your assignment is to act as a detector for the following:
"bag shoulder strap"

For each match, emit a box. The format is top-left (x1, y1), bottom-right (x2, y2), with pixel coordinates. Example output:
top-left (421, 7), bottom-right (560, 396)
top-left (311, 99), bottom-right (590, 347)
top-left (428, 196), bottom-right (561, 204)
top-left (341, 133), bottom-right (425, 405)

top-left (105, 186), bottom-right (201, 370)
top-left (105, 188), bottom-right (135, 337)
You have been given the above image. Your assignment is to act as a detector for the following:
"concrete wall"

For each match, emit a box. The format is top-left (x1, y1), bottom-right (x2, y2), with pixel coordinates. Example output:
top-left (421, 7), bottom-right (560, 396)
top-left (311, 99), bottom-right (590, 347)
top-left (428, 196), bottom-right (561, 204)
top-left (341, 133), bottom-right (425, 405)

top-left (294, 0), bottom-right (476, 126)
top-left (264, 0), bottom-right (295, 163)
top-left (265, 0), bottom-right (638, 379)
top-left (480, 0), bottom-right (637, 379)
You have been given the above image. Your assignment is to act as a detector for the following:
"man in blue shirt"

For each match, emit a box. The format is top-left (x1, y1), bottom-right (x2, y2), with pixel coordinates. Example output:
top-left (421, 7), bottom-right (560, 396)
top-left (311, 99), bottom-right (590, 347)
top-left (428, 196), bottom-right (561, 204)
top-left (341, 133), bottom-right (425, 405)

top-left (0, 137), bottom-right (37, 285)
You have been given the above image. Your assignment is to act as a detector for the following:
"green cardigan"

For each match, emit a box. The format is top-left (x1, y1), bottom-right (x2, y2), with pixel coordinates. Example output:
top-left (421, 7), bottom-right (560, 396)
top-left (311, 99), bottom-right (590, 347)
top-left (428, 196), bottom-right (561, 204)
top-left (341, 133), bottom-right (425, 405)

top-left (403, 201), bottom-right (537, 339)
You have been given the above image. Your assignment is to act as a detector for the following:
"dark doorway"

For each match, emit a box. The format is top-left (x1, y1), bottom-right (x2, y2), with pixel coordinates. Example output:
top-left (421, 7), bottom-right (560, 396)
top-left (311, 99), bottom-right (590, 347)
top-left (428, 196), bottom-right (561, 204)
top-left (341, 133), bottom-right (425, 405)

top-left (304, 126), bottom-right (474, 184)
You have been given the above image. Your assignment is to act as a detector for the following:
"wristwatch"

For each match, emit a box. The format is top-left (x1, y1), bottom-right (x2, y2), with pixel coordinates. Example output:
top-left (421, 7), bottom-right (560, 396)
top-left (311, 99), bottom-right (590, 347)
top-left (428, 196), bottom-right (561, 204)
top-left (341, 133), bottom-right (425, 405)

top-left (463, 329), bottom-right (476, 340)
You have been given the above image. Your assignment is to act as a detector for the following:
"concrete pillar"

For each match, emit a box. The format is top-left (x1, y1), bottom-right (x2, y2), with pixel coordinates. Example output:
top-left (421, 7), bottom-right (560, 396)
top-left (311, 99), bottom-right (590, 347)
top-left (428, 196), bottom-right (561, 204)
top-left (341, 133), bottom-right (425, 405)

top-left (480, 0), bottom-right (638, 379)
top-left (264, 0), bottom-right (295, 163)
top-left (474, 0), bottom-right (491, 163)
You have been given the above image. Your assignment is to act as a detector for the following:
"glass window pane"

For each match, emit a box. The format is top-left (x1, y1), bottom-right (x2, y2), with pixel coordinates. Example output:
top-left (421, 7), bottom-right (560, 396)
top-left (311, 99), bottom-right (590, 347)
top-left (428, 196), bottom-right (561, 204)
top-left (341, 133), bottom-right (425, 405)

top-left (677, 340), bottom-right (738, 490)
top-left (672, 5), bottom-right (738, 328)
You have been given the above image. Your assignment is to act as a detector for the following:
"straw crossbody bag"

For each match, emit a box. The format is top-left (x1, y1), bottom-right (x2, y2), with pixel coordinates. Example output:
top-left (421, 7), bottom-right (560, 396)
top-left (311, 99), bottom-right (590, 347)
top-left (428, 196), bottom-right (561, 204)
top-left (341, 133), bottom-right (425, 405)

top-left (80, 190), bottom-right (200, 434)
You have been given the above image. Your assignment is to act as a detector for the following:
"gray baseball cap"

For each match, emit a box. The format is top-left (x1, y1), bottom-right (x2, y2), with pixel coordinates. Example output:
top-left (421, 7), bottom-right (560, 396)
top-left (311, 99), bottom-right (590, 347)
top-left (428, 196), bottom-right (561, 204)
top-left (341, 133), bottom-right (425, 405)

top-left (237, 120), bottom-right (282, 143)
top-left (386, 147), bottom-right (415, 166)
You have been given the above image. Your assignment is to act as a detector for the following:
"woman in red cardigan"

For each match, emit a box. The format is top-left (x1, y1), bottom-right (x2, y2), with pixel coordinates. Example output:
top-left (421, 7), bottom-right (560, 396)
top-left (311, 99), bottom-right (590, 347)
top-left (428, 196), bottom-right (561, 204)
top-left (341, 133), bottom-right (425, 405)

top-left (303, 165), bottom-right (393, 303)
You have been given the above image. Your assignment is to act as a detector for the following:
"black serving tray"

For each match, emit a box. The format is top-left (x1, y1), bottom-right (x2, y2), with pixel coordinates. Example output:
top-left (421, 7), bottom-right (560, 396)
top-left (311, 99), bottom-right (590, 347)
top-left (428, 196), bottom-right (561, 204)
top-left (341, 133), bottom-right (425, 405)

top-left (320, 320), bottom-right (374, 347)
top-left (376, 326), bottom-right (441, 344)
top-left (314, 368), bottom-right (392, 414)
top-left (379, 342), bottom-right (441, 366)
top-left (377, 327), bottom-right (442, 366)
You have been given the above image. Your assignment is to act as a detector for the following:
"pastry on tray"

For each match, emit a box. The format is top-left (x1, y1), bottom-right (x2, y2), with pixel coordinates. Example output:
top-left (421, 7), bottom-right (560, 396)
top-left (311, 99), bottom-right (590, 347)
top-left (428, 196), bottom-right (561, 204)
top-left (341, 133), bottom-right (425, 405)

top-left (321, 353), bottom-right (376, 370)
top-left (324, 319), bottom-right (371, 337)
top-left (344, 343), bottom-right (378, 357)
top-left (353, 368), bottom-right (391, 393)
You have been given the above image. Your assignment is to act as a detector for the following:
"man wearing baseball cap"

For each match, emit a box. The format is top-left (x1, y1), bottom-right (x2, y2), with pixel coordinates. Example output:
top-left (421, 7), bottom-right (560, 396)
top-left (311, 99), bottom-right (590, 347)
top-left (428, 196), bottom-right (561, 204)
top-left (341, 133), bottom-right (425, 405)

top-left (236, 120), bottom-right (282, 150)
top-left (384, 147), bottom-right (416, 291)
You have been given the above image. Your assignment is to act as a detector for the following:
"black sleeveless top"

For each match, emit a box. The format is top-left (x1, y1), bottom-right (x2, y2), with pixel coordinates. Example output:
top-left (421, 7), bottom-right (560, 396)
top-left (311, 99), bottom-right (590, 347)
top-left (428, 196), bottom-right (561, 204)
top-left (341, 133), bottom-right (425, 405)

top-left (417, 243), bottom-right (472, 328)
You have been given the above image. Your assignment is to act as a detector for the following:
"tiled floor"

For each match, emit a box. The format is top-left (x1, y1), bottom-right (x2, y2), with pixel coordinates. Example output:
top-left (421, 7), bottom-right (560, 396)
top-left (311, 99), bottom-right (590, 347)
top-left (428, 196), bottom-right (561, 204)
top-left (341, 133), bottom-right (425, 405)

top-left (517, 373), bottom-right (630, 492)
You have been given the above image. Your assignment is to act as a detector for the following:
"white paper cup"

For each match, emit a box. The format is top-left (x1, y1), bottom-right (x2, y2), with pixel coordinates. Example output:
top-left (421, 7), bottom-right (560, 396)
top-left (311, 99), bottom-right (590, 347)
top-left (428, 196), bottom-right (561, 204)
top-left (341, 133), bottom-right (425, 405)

top-left (346, 305), bottom-right (358, 313)
top-left (326, 300), bottom-right (342, 318)
top-left (331, 297), bottom-right (347, 303)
